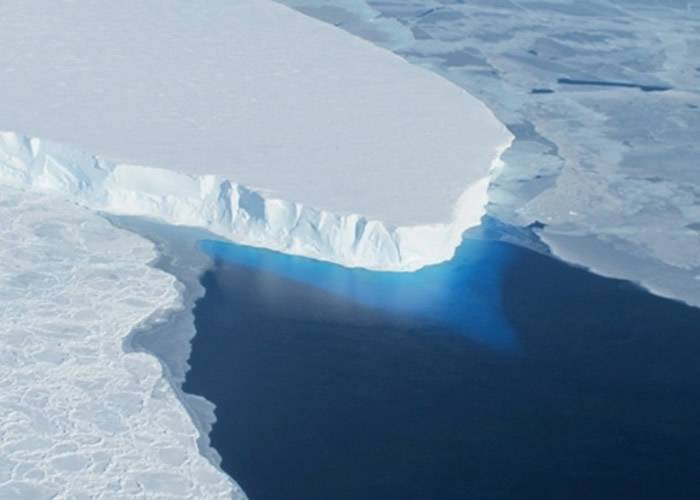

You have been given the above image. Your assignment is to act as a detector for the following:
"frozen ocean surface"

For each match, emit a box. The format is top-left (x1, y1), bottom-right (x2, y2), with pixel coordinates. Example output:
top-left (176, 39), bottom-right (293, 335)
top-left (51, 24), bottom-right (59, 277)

top-left (0, 188), bottom-right (244, 499)
top-left (278, 0), bottom-right (700, 306)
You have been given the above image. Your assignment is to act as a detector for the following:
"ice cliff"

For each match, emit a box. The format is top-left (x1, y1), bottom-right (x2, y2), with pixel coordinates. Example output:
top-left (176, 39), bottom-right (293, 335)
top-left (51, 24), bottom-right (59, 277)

top-left (0, 0), bottom-right (512, 271)
top-left (0, 132), bottom-right (509, 271)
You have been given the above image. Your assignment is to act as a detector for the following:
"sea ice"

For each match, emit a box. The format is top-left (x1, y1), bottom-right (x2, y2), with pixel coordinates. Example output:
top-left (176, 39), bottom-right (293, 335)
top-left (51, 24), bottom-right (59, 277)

top-left (0, 187), bottom-right (244, 499)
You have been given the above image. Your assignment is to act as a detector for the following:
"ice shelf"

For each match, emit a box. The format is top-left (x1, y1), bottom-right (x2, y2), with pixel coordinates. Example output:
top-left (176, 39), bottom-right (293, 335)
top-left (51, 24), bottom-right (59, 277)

top-left (0, 0), bottom-right (511, 270)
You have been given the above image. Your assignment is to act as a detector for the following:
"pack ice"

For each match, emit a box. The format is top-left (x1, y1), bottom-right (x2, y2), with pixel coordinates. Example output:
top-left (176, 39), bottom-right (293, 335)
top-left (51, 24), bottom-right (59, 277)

top-left (0, 0), bottom-right (511, 271)
top-left (0, 187), bottom-right (244, 499)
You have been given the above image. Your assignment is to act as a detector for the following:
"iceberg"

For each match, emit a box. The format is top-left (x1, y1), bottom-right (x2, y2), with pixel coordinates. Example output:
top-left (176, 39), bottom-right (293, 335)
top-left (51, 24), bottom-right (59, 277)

top-left (0, 0), bottom-right (511, 271)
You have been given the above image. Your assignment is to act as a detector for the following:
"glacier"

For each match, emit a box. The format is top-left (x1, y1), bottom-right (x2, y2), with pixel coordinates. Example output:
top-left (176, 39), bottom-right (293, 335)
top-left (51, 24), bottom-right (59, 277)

top-left (0, 0), bottom-right (512, 271)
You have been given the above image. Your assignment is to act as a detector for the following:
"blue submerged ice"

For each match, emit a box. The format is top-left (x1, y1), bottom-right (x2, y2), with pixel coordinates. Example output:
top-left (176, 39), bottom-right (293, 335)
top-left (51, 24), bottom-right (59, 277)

top-left (187, 216), bottom-right (700, 500)
top-left (199, 235), bottom-right (518, 350)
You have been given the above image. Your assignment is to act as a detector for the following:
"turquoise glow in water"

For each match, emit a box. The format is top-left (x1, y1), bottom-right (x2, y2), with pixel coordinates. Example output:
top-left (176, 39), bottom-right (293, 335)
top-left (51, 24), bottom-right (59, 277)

top-left (198, 237), bottom-right (517, 350)
top-left (186, 234), bottom-right (700, 500)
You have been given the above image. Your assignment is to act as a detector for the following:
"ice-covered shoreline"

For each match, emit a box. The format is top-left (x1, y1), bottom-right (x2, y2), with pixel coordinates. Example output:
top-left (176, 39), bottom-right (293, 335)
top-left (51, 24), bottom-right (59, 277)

top-left (0, 131), bottom-right (509, 272)
top-left (0, 187), bottom-right (244, 499)
top-left (114, 217), bottom-right (232, 476)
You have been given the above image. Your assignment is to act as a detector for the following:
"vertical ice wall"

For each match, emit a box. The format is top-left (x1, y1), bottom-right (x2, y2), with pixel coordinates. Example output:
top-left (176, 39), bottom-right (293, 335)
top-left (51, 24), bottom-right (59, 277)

top-left (0, 0), bottom-right (512, 272)
top-left (0, 129), bottom-right (508, 271)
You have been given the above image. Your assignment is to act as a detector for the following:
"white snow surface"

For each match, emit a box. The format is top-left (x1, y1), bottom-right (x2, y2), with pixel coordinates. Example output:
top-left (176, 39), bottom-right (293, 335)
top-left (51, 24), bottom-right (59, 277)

top-left (0, 187), bottom-right (244, 499)
top-left (0, 0), bottom-right (511, 235)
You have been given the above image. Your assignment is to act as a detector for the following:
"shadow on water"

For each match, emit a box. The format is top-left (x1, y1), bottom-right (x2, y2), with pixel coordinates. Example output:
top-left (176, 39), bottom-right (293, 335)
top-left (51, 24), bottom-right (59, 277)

top-left (185, 234), bottom-right (700, 500)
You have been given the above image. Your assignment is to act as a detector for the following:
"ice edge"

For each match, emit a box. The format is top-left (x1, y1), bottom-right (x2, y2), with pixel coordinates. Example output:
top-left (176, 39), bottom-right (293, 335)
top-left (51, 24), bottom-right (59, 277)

top-left (0, 130), bottom-right (512, 271)
top-left (118, 236), bottom-right (245, 497)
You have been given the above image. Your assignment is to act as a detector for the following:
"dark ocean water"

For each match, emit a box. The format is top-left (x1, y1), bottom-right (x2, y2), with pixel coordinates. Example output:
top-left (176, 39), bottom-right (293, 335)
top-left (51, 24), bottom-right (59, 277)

top-left (183, 236), bottom-right (700, 500)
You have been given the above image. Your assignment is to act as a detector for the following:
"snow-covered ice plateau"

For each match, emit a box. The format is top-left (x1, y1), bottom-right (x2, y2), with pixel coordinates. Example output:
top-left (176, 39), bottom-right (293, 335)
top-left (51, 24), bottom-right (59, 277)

top-left (0, 187), bottom-right (245, 499)
top-left (0, 0), bottom-right (511, 270)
